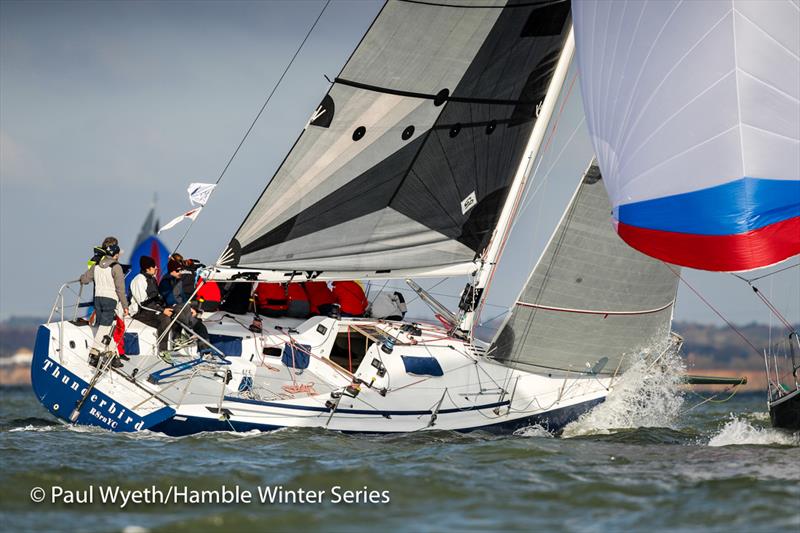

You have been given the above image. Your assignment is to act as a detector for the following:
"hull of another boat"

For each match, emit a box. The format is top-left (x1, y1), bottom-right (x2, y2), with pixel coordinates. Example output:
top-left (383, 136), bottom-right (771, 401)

top-left (32, 314), bottom-right (612, 436)
top-left (769, 388), bottom-right (800, 430)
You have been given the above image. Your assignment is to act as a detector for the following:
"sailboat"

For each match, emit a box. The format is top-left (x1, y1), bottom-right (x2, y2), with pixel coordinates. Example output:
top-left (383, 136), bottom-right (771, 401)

top-left (32, 0), bottom-right (689, 435)
top-left (571, 0), bottom-right (800, 429)
top-left (125, 196), bottom-right (170, 293)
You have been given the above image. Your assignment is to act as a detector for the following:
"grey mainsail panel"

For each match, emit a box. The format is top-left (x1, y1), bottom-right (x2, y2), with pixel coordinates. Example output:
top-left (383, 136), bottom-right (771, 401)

top-left (223, 0), bottom-right (572, 274)
top-left (491, 164), bottom-right (679, 375)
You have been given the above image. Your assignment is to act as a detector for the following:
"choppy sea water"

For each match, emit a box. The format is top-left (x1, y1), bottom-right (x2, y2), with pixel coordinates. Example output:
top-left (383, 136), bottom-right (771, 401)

top-left (1, 359), bottom-right (798, 533)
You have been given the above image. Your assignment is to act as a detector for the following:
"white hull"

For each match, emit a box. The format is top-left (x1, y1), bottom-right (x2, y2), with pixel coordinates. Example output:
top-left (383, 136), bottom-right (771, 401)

top-left (32, 313), bottom-right (611, 435)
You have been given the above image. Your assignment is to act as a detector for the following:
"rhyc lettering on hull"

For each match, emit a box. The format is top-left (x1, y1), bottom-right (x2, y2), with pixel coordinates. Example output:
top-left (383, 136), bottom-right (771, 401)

top-left (40, 358), bottom-right (144, 430)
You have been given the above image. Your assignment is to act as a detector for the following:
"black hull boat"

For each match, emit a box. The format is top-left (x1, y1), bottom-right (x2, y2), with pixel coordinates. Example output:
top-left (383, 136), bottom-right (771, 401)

top-left (769, 388), bottom-right (800, 431)
top-left (765, 331), bottom-right (799, 431)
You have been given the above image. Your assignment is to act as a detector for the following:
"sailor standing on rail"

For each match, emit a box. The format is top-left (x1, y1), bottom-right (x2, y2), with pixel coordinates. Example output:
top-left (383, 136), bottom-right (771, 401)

top-left (79, 236), bottom-right (129, 368)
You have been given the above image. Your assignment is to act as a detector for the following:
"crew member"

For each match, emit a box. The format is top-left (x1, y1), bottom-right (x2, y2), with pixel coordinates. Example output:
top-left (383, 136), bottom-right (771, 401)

top-left (79, 236), bottom-right (128, 368)
top-left (369, 291), bottom-right (408, 321)
top-left (157, 257), bottom-right (209, 344)
top-left (196, 277), bottom-right (221, 312)
top-left (332, 280), bottom-right (368, 317)
top-left (255, 282), bottom-right (288, 317)
top-left (303, 281), bottom-right (336, 316)
top-left (158, 258), bottom-right (188, 306)
top-left (129, 255), bottom-right (174, 351)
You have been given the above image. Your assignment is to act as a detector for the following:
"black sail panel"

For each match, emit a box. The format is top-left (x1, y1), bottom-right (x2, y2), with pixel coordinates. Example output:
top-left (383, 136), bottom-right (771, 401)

top-left (227, 0), bottom-right (571, 273)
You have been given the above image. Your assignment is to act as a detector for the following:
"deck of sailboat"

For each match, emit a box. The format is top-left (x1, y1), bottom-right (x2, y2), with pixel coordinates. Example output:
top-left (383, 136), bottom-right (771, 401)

top-left (99, 310), bottom-right (476, 409)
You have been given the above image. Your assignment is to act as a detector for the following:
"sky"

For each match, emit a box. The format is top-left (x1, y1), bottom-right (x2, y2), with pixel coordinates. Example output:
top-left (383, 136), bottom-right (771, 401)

top-left (1, 0), bottom-right (798, 329)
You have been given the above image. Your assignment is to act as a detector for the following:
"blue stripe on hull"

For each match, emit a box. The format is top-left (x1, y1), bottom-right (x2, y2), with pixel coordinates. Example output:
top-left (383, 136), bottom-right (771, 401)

top-left (616, 177), bottom-right (800, 236)
top-left (150, 397), bottom-right (603, 436)
top-left (221, 395), bottom-right (510, 416)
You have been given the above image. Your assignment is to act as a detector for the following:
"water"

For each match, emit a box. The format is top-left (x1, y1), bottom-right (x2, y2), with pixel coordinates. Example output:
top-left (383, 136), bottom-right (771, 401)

top-left (1, 372), bottom-right (798, 532)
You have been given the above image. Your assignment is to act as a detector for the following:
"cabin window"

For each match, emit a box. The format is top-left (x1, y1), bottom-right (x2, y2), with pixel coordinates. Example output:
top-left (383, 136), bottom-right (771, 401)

top-left (329, 325), bottom-right (382, 373)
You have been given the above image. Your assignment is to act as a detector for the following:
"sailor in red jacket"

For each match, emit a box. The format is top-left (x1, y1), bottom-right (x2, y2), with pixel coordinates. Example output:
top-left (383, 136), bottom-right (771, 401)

top-left (196, 277), bottom-right (221, 312)
top-left (332, 281), bottom-right (368, 317)
top-left (255, 282), bottom-right (288, 317)
top-left (303, 281), bottom-right (336, 316)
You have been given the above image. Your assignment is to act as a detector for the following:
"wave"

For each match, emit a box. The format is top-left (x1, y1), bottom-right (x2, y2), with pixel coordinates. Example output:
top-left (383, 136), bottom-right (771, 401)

top-left (707, 416), bottom-right (799, 447)
top-left (8, 424), bottom-right (59, 433)
top-left (562, 338), bottom-right (685, 438)
top-left (513, 424), bottom-right (554, 438)
top-left (1, 417), bottom-right (57, 432)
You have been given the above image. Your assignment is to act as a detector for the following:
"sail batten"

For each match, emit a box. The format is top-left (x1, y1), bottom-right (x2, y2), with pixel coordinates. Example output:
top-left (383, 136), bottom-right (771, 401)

top-left (219, 0), bottom-right (574, 278)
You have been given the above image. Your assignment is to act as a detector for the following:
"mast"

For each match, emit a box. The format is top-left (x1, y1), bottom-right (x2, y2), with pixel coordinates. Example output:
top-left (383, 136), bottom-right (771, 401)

top-left (458, 26), bottom-right (576, 336)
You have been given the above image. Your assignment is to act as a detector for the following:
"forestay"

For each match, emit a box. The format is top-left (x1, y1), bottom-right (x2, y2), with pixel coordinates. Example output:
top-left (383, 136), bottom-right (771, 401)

top-left (572, 0), bottom-right (800, 272)
top-left (218, 0), bottom-right (573, 277)
top-left (492, 163), bottom-right (679, 376)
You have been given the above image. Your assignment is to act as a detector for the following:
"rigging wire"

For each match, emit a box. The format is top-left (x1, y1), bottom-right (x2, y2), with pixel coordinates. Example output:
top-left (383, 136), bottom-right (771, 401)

top-left (730, 265), bottom-right (799, 334)
top-left (732, 261), bottom-right (799, 284)
top-left (172, 0), bottom-right (333, 255)
top-left (470, 70), bottom-right (579, 335)
top-left (665, 264), bottom-right (764, 358)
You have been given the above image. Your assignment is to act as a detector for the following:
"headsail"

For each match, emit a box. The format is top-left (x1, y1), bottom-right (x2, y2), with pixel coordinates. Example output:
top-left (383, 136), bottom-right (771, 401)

top-left (217, 0), bottom-right (573, 279)
top-left (572, 0), bottom-right (800, 272)
top-left (491, 161), bottom-right (679, 376)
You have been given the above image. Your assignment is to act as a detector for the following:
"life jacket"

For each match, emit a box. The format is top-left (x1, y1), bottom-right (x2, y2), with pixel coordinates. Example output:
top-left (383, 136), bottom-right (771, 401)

top-left (303, 281), bottom-right (335, 314)
top-left (255, 283), bottom-right (288, 312)
top-left (130, 272), bottom-right (165, 315)
top-left (87, 246), bottom-right (106, 268)
top-left (196, 277), bottom-right (221, 311)
top-left (332, 281), bottom-right (367, 316)
top-left (94, 259), bottom-right (120, 301)
top-left (143, 274), bottom-right (162, 305)
top-left (287, 283), bottom-right (308, 303)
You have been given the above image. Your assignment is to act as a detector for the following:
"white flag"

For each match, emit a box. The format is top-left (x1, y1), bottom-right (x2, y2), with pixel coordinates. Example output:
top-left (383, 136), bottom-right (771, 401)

top-left (188, 183), bottom-right (216, 206)
top-left (158, 207), bottom-right (202, 233)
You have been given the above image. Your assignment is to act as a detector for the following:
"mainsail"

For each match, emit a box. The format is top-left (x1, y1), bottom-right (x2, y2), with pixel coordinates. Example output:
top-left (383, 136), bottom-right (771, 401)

top-left (572, 0), bottom-right (800, 272)
top-left (218, 0), bottom-right (574, 278)
top-left (491, 162), bottom-right (679, 376)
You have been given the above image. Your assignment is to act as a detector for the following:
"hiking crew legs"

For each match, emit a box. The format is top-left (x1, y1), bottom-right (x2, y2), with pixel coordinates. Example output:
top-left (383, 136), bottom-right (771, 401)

top-left (133, 310), bottom-right (171, 351)
top-left (91, 297), bottom-right (118, 354)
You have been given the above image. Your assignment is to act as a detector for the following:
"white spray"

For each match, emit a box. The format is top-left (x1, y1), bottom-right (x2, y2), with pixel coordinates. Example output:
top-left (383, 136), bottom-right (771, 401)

top-left (707, 415), bottom-right (799, 447)
top-left (561, 339), bottom-right (686, 437)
